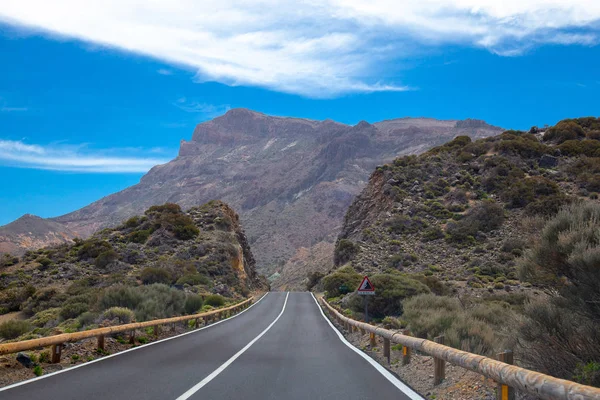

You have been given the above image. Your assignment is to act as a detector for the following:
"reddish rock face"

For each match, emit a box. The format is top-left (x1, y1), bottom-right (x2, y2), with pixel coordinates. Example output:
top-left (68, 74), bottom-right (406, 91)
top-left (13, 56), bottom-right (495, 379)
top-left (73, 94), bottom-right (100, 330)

top-left (1, 109), bottom-right (503, 284)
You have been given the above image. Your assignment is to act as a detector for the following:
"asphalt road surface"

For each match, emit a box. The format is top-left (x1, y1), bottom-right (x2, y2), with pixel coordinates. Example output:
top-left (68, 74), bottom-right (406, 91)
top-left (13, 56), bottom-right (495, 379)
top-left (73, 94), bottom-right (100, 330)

top-left (0, 292), bottom-right (422, 400)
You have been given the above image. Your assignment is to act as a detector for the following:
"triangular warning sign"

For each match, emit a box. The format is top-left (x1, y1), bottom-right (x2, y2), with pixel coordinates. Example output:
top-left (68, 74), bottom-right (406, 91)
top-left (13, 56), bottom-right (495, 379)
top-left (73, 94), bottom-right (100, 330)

top-left (358, 276), bottom-right (375, 292)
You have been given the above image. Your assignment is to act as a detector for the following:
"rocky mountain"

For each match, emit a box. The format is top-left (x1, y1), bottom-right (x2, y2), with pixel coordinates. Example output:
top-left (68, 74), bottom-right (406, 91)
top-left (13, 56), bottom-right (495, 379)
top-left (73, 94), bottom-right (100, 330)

top-left (0, 109), bottom-right (503, 288)
top-left (0, 200), bottom-right (268, 339)
top-left (0, 215), bottom-right (79, 255)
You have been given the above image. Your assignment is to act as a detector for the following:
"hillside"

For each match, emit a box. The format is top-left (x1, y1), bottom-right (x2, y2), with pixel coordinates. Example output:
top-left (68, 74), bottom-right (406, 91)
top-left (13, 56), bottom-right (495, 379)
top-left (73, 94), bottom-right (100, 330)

top-left (319, 117), bottom-right (600, 385)
top-left (0, 109), bottom-right (503, 287)
top-left (0, 215), bottom-right (79, 255)
top-left (0, 201), bottom-right (268, 341)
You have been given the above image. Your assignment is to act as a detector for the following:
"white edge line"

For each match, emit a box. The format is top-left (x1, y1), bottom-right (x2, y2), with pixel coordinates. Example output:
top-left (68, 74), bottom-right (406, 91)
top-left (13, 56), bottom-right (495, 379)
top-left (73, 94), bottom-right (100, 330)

top-left (0, 293), bottom-right (270, 393)
top-left (310, 293), bottom-right (424, 400)
top-left (175, 292), bottom-right (290, 400)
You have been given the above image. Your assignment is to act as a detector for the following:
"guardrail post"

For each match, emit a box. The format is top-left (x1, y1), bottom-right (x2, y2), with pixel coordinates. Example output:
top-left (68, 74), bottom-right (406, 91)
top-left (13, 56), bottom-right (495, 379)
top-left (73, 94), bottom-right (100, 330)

top-left (154, 325), bottom-right (160, 337)
top-left (97, 335), bottom-right (105, 351)
top-left (51, 343), bottom-right (62, 363)
top-left (129, 330), bottom-right (135, 344)
top-left (434, 335), bottom-right (445, 385)
top-left (204, 316), bottom-right (209, 326)
top-left (383, 338), bottom-right (391, 364)
top-left (497, 351), bottom-right (515, 400)
top-left (195, 318), bottom-right (200, 329)
top-left (369, 332), bottom-right (376, 348)
top-left (402, 329), bottom-right (411, 365)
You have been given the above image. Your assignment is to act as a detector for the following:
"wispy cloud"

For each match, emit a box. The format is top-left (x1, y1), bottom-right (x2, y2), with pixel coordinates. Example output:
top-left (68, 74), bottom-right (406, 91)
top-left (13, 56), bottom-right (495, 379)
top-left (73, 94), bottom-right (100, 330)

top-left (173, 98), bottom-right (230, 116)
top-left (0, 1), bottom-right (598, 97)
top-left (157, 69), bottom-right (173, 76)
top-left (1, 106), bottom-right (28, 112)
top-left (0, 139), bottom-right (168, 173)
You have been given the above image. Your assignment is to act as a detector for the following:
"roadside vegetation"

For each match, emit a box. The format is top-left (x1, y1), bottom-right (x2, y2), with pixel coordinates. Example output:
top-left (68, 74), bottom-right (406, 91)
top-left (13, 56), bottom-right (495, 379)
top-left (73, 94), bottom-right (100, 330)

top-left (0, 201), bottom-right (267, 342)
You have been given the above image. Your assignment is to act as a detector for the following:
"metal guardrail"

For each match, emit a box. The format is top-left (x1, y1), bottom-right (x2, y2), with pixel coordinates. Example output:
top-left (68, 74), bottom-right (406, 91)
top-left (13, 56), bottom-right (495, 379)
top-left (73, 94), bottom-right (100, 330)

top-left (320, 297), bottom-right (600, 400)
top-left (0, 297), bottom-right (254, 362)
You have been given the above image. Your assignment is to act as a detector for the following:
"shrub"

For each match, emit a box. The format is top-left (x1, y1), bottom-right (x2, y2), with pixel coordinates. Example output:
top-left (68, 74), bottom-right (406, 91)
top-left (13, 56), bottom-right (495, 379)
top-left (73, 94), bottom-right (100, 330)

top-left (446, 201), bottom-right (503, 242)
top-left (306, 271), bottom-right (325, 291)
top-left (518, 299), bottom-right (600, 386)
top-left (204, 294), bottom-right (225, 307)
top-left (184, 295), bottom-right (204, 314)
top-left (95, 250), bottom-right (119, 269)
top-left (60, 302), bottom-right (89, 320)
top-left (544, 120), bottom-right (586, 144)
top-left (519, 202), bottom-right (600, 320)
top-left (78, 311), bottom-right (98, 327)
top-left (102, 307), bottom-right (135, 324)
top-left (140, 267), bottom-right (172, 285)
top-left (127, 230), bottom-right (151, 244)
top-left (39, 351), bottom-right (50, 363)
top-left (385, 215), bottom-right (427, 234)
top-left (134, 284), bottom-right (186, 321)
top-left (0, 319), bottom-right (31, 339)
top-left (145, 203), bottom-right (199, 240)
top-left (100, 286), bottom-right (143, 310)
top-left (176, 273), bottom-right (210, 286)
top-left (334, 239), bottom-right (359, 266)
top-left (125, 216), bottom-right (141, 228)
top-left (77, 239), bottom-right (113, 260)
top-left (322, 266), bottom-right (363, 298)
top-left (403, 294), bottom-right (512, 356)
top-left (33, 365), bottom-right (43, 377)
top-left (349, 274), bottom-right (429, 318)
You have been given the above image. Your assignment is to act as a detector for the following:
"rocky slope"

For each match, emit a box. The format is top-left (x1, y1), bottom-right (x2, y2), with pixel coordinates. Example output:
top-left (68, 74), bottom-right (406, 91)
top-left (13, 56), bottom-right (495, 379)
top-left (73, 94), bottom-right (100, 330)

top-left (0, 109), bottom-right (503, 288)
top-left (0, 201), bottom-right (268, 340)
top-left (329, 117), bottom-right (600, 291)
top-left (0, 215), bottom-right (79, 255)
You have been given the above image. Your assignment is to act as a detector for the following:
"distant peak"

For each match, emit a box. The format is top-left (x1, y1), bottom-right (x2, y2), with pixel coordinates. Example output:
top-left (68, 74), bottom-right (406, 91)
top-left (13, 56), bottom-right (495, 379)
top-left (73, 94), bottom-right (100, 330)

top-left (222, 108), bottom-right (265, 118)
top-left (354, 120), bottom-right (373, 129)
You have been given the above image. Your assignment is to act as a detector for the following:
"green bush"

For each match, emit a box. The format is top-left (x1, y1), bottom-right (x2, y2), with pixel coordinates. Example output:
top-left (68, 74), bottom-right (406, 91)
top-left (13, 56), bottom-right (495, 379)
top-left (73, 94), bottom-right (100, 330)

top-left (0, 319), bottom-right (31, 339)
top-left (145, 203), bottom-right (199, 240)
top-left (140, 267), bottom-right (172, 285)
top-left (544, 120), bottom-right (586, 144)
top-left (33, 365), bottom-right (43, 377)
top-left (127, 230), bottom-right (151, 244)
top-left (100, 286), bottom-right (143, 310)
top-left (39, 351), bottom-right (50, 363)
top-left (306, 271), bottom-right (325, 291)
top-left (204, 294), bottom-right (225, 307)
top-left (446, 201), bottom-right (503, 242)
top-left (134, 284), bottom-right (186, 321)
top-left (176, 273), bottom-right (210, 286)
top-left (403, 294), bottom-right (512, 356)
top-left (423, 225), bottom-right (445, 242)
top-left (184, 295), bottom-right (204, 314)
top-left (77, 239), bottom-right (113, 260)
top-left (348, 274), bottom-right (430, 318)
top-left (60, 302), bottom-right (89, 320)
top-left (95, 250), bottom-right (119, 268)
top-left (385, 215), bottom-right (427, 234)
top-left (102, 307), bottom-right (135, 324)
top-left (334, 239), bottom-right (359, 266)
top-left (322, 266), bottom-right (363, 298)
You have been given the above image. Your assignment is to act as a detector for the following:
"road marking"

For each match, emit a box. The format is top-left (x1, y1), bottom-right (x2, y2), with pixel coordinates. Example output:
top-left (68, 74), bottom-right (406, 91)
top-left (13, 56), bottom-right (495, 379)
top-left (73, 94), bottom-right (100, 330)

top-left (175, 291), bottom-right (290, 400)
top-left (310, 293), bottom-right (424, 400)
top-left (0, 293), bottom-right (269, 393)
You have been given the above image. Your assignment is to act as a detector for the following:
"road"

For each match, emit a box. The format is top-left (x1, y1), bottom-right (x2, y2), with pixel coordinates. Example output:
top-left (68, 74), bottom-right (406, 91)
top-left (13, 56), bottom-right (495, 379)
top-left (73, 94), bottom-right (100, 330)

top-left (0, 292), bottom-right (422, 400)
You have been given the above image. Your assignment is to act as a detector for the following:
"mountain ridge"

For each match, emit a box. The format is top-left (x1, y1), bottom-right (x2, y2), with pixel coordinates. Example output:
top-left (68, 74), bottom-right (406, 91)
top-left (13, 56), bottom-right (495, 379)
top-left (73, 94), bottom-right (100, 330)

top-left (0, 109), bottom-right (504, 286)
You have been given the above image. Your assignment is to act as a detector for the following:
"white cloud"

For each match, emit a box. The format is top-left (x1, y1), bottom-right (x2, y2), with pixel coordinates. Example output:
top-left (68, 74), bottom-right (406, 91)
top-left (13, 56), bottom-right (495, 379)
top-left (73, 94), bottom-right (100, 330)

top-left (157, 69), bottom-right (173, 75)
top-left (0, 139), bottom-right (167, 173)
top-left (0, 1), bottom-right (598, 97)
top-left (173, 99), bottom-right (231, 116)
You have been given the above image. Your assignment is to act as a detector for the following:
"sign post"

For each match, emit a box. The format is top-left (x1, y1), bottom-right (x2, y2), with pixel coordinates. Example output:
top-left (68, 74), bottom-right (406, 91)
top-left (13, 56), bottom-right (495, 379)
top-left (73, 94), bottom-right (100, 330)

top-left (357, 276), bottom-right (375, 323)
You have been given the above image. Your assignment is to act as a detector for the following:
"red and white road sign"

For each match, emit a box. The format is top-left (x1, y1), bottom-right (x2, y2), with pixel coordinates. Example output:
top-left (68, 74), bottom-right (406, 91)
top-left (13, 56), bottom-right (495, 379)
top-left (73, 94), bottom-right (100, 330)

top-left (357, 276), bottom-right (375, 295)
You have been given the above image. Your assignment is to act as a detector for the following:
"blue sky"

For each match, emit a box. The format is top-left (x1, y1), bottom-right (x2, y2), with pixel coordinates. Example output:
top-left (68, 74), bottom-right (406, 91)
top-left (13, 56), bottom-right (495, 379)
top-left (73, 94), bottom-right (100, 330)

top-left (0, 1), bottom-right (599, 225)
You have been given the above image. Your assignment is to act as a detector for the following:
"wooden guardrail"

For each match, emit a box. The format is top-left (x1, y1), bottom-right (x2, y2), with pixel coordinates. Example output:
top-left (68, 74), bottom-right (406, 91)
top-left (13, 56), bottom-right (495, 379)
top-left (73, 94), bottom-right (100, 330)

top-left (0, 297), bottom-right (254, 363)
top-left (320, 297), bottom-right (600, 400)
